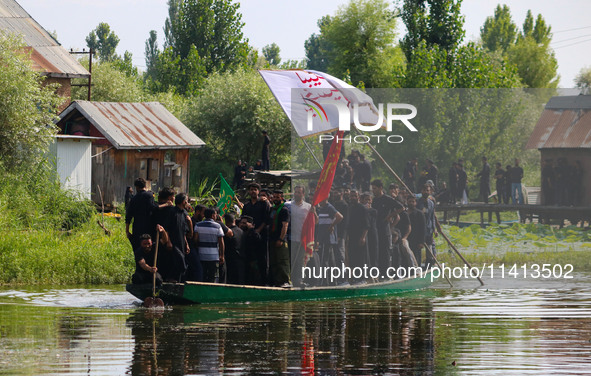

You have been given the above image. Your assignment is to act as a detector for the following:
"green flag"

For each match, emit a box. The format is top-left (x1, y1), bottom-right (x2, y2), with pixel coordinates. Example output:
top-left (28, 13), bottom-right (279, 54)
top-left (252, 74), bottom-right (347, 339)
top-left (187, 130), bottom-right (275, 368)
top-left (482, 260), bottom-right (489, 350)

top-left (217, 174), bottom-right (235, 215)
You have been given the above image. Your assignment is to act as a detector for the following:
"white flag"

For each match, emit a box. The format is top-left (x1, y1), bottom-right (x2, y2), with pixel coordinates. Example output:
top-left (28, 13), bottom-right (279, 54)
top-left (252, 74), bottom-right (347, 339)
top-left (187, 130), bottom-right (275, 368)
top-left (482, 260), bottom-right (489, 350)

top-left (259, 70), bottom-right (383, 138)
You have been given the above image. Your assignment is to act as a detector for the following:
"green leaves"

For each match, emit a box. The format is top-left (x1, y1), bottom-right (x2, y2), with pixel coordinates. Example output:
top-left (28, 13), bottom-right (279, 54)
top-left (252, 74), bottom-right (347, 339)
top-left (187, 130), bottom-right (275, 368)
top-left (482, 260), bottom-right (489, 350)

top-left (0, 34), bottom-right (61, 172)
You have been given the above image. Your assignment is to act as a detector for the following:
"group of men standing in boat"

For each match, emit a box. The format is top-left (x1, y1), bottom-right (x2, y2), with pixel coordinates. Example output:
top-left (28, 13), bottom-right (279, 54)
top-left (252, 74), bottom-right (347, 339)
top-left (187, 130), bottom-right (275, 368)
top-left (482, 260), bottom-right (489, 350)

top-left (126, 173), bottom-right (441, 287)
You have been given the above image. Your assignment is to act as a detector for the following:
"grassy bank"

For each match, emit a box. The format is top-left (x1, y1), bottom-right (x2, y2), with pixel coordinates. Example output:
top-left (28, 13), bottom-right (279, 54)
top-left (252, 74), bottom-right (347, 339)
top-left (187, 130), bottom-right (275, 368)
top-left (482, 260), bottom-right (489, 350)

top-left (0, 215), bottom-right (132, 285)
top-left (0, 163), bottom-right (132, 285)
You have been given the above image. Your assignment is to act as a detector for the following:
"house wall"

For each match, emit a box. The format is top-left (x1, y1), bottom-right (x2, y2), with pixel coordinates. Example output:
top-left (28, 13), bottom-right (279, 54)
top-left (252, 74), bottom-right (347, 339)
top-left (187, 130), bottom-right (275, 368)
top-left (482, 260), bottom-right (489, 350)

top-left (540, 148), bottom-right (591, 206)
top-left (91, 146), bottom-right (191, 206)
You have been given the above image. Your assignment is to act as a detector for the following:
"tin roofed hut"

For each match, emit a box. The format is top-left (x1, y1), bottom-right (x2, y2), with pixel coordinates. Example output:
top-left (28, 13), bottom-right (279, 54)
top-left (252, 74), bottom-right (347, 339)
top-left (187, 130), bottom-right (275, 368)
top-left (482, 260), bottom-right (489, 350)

top-left (0, 0), bottom-right (90, 110)
top-left (57, 101), bottom-right (205, 207)
top-left (526, 95), bottom-right (591, 207)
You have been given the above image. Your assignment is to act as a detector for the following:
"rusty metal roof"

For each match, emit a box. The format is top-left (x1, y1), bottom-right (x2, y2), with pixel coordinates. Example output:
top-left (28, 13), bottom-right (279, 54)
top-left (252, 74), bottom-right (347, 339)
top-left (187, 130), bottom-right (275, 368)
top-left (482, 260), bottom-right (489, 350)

top-left (58, 101), bottom-right (205, 150)
top-left (526, 95), bottom-right (591, 149)
top-left (0, 0), bottom-right (90, 78)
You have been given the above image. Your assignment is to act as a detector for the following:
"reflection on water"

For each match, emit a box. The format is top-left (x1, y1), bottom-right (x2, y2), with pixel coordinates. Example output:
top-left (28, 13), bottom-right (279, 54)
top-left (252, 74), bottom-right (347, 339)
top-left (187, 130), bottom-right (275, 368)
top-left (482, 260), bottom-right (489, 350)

top-left (1, 281), bottom-right (591, 375)
top-left (127, 297), bottom-right (436, 375)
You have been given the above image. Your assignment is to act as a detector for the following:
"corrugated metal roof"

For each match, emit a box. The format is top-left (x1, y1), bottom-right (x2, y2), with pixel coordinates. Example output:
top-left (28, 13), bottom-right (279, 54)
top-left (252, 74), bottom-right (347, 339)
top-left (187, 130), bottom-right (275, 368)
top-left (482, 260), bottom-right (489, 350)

top-left (0, 0), bottom-right (90, 78)
top-left (59, 101), bottom-right (206, 150)
top-left (526, 95), bottom-right (591, 149)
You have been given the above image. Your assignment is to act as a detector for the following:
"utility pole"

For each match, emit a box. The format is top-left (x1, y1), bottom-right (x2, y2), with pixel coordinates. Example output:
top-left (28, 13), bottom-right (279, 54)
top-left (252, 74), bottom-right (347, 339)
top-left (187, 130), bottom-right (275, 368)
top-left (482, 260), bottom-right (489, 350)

top-left (69, 48), bottom-right (93, 101)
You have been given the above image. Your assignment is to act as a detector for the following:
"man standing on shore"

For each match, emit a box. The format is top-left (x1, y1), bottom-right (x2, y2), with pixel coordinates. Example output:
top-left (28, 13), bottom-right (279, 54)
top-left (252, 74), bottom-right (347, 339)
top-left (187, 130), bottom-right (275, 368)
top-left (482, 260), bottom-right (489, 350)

top-left (477, 156), bottom-right (491, 203)
top-left (261, 130), bottom-right (271, 171)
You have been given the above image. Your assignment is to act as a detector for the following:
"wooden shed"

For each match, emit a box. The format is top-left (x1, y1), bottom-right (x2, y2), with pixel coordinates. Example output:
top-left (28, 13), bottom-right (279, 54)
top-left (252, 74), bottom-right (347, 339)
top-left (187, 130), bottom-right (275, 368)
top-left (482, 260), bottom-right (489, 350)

top-left (526, 95), bottom-right (591, 206)
top-left (0, 0), bottom-right (90, 110)
top-left (57, 101), bottom-right (205, 206)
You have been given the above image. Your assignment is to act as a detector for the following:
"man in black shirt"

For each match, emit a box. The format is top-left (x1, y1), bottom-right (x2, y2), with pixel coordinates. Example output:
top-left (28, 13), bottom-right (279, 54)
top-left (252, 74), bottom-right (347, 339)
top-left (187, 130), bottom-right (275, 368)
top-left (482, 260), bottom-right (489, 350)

top-left (242, 183), bottom-right (271, 285)
top-left (330, 189), bottom-right (348, 270)
top-left (509, 159), bottom-right (524, 204)
top-left (125, 178), bottom-right (159, 250)
top-left (261, 130), bottom-right (270, 171)
top-left (403, 157), bottom-right (418, 193)
top-left (131, 225), bottom-right (168, 285)
top-left (361, 193), bottom-right (379, 269)
top-left (224, 213), bottom-right (245, 285)
top-left (406, 196), bottom-right (426, 266)
top-left (347, 190), bottom-right (370, 271)
top-left (371, 179), bottom-right (397, 273)
top-left (494, 163), bottom-right (505, 204)
top-left (448, 162), bottom-right (459, 203)
top-left (269, 190), bottom-right (290, 286)
top-left (477, 156), bottom-right (491, 203)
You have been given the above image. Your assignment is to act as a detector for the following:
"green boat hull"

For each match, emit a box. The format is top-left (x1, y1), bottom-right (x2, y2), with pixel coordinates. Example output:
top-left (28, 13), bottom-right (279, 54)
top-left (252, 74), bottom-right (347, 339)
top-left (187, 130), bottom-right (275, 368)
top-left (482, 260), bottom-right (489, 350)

top-left (126, 270), bottom-right (433, 304)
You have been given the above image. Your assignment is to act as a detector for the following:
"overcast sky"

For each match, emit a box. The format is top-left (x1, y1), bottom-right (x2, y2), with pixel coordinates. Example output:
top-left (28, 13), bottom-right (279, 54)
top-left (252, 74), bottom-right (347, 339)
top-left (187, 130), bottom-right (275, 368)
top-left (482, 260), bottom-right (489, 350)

top-left (16, 0), bottom-right (591, 87)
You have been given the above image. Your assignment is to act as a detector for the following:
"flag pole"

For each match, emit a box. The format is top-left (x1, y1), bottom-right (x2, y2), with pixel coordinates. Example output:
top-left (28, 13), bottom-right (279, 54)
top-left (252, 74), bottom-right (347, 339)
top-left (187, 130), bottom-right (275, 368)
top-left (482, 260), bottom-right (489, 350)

top-left (300, 137), bottom-right (323, 168)
top-left (352, 128), bottom-right (483, 286)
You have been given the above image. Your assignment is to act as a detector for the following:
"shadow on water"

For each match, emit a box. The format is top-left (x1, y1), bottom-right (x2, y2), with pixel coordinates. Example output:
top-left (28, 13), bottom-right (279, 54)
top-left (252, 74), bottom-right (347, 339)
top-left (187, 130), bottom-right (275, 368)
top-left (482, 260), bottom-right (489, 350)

top-left (2, 283), bottom-right (591, 374)
top-left (126, 292), bottom-right (439, 375)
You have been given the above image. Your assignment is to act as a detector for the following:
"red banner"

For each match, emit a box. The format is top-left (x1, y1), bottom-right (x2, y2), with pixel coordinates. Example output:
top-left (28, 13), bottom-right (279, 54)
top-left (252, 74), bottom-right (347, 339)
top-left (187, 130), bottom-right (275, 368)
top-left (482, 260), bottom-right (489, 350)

top-left (300, 131), bottom-right (344, 258)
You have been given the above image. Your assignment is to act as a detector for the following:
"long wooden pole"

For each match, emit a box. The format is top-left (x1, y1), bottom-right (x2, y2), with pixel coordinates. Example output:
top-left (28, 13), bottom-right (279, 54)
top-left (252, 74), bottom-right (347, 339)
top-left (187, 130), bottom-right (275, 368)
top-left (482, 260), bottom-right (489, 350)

top-left (352, 128), bottom-right (483, 286)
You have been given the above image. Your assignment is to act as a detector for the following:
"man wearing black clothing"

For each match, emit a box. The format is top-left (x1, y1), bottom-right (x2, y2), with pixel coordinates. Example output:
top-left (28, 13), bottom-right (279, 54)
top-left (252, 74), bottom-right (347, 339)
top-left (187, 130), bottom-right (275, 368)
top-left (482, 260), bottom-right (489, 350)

top-left (224, 213), bottom-right (245, 285)
top-left (371, 179), bottom-right (397, 273)
top-left (347, 190), bottom-right (370, 271)
top-left (131, 226), bottom-right (169, 285)
top-left (407, 196), bottom-right (426, 266)
top-left (361, 193), bottom-right (379, 269)
top-left (160, 193), bottom-right (191, 282)
top-left (125, 178), bottom-right (159, 251)
top-left (403, 158), bottom-right (418, 193)
top-left (448, 163), bottom-right (459, 203)
top-left (477, 156), bottom-right (491, 203)
top-left (330, 189), bottom-right (348, 270)
top-left (261, 130), bottom-right (271, 171)
top-left (269, 191), bottom-right (291, 286)
top-left (392, 200), bottom-right (410, 269)
top-left (242, 183), bottom-right (271, 285)
top-left (504, 165), bottom-right (512, 204)
top-left (457, 164), bottom-right (468, 203)
top-left (494, 163), bottom-right (506, 204)
top-left (509, 159), bottom-right (524, 204)
top-left (233, 160), bottom-right (246, 189)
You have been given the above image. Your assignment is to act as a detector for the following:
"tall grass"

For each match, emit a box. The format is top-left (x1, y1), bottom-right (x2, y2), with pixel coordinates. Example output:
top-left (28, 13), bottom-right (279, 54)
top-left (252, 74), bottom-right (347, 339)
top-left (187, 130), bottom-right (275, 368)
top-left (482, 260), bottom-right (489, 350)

top-left (0, 161), bottom-right (132, 285)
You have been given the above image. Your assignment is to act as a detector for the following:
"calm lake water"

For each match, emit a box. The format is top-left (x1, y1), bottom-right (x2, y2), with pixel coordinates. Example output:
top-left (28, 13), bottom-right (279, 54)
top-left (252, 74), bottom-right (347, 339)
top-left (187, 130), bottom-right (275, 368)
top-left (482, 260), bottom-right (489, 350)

top-left (1, 274), bottom-right (591, 375)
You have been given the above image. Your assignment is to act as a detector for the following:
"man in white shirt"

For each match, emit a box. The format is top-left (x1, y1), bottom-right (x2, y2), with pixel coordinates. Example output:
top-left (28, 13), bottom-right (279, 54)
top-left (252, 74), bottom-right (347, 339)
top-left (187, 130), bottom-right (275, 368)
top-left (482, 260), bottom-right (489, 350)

top-left (289, 186), bottom-right (311, 286)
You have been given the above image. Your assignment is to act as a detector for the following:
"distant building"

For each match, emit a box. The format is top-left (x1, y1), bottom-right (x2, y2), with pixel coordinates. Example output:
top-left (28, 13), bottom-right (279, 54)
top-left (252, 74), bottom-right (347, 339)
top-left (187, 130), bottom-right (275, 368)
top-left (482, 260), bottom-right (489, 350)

top-left (526, 95), bottom-right (591, 206)
top-left (0, 0), bottom-right (90, 110)
top-left (57, 101), bottom-right (205, 206)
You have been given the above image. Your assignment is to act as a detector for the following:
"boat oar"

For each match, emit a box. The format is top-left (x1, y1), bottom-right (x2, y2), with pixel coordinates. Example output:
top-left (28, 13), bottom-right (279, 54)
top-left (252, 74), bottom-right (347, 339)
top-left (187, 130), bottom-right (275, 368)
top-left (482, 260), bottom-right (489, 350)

top-left (423, 243), bottom-right (453, 288)
top-left (144, 231), bottom-right (164, 308)
top-left (436, 219), bottom-right (485, 286)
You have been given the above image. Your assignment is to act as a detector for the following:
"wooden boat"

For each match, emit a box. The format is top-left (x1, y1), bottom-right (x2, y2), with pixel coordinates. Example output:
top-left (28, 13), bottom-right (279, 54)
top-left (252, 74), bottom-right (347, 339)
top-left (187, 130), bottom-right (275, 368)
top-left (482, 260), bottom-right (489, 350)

top-left (126, 270), bottom-right (433, 305)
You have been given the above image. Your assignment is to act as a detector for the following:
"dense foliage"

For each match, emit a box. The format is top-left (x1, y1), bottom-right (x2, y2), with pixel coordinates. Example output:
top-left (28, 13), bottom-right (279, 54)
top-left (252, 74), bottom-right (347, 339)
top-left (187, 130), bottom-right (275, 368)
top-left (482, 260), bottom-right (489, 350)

top-left (183, 69), bottom-right (291, 181)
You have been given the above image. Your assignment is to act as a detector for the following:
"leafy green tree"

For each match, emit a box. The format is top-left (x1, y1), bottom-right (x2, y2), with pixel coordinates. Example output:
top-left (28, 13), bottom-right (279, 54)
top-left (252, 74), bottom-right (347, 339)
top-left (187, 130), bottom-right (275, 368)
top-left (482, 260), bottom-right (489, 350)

top-left (507, 36), bottom-right (558, 88)
top-left (575, 66), bottom-right (591, 94)
top-left (0, 34), bottom-right (61, 172)
top-left (304, 15), bottom-right (332, 72)
top-left (145, 30), bottom-right (159, 79)
top-left (262, 43), bottom-right (281, 66)
top-left (400, 0), bottom-right (465, 63)
top-left (72, 59), bottom-right (145, 102)
top-left (480, 4), bottom-right (517, 52)
top-left (148, 0), bottom-right (249, 95)
top-left (304, 0), bottom-right (404, 88)
top-left (183, 69), bottom-right (291, 181)
top-left (85, 22), bottom-right (120, 62)
top-left (480, 7), bottom-right (557, 88)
